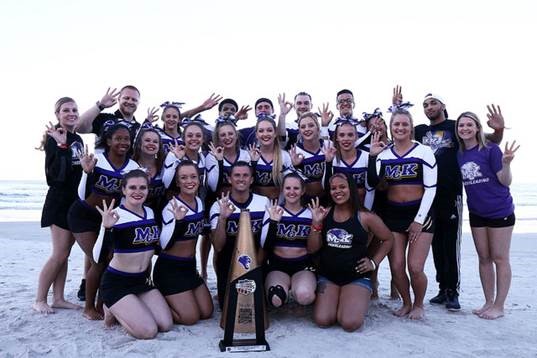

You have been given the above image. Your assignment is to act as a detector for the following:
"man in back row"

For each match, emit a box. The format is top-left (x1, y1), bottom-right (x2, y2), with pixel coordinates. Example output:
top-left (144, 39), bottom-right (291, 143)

top-left (415, 92), bottom-right (504, 311)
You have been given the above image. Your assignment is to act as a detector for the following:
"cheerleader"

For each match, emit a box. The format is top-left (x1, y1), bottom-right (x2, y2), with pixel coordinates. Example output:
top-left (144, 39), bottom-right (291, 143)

top-left (68, 124), bottom-right (139, 320)
top-left (153, 161), bottom-right (213, 324)
top-left (261, 173), bottom-right (317, 308)
top-left (95, 169), bottom-right (172, 339)
top-left (368, 109), bottom-right (437, 320)
top-left (289, 112), bottom-right (326, 199)
top-left (249, 117), bottom-right (293, 200)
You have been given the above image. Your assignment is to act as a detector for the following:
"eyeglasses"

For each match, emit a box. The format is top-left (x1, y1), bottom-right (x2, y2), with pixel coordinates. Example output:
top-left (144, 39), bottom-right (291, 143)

top-left (337, 98), bottom-right (354, 105)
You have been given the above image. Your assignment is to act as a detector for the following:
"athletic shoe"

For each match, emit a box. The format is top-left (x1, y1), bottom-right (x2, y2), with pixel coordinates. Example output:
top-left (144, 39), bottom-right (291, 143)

top-left (77, 279), bottom-right (86, 301)
top-left (445, 289), bottom-right (461, 311)
top-left (429, 290), bottom-right (446, 304)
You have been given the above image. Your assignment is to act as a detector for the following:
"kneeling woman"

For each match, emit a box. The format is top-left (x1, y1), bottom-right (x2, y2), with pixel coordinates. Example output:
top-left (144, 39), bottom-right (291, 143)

top-left (261, 173), bottom-right (317, 308)
top-left (95, 169), bottom-right (173, 339)
top-left (309, 173), bottom-right (393, 331)
top-left (154, 161), bottom-right (213, 324)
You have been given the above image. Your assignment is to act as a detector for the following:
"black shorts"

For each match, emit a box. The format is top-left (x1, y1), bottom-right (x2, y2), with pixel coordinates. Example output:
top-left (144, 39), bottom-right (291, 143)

top-left (266, 254), bottom-right (315, 276)
top-left (41, 189), bottom-right (77, 230)
top-left (100, 266), bottom-right (154, 307)
top-left (469, 212), bottom-right (515, 228)
top-left (383, 200), bottom-right (434, 234)
top-left (153, 254), bottom-right (204, 296)
top-left (67, 200), bottom-right (101, 233)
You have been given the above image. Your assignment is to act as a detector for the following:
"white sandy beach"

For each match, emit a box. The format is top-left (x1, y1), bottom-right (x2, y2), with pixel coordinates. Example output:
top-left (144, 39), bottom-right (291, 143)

top-left (0, 222), bottom-right (536, 358)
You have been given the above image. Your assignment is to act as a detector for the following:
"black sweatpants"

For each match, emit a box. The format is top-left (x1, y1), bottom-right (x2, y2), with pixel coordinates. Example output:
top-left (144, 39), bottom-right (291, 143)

top-left (431, 195), bottom-right (462, 293)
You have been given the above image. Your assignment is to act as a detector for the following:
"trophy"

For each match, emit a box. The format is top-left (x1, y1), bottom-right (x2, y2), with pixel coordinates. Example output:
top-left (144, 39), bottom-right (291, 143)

top-left (219, 210), bottom-right (270, 352)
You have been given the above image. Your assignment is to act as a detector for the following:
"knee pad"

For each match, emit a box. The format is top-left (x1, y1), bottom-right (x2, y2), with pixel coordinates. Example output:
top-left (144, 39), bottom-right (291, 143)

top-left (267, 285), bottom-right (287, 307)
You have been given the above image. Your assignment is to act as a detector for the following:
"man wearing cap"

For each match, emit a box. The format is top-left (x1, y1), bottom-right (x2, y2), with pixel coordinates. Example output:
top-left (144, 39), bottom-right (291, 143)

top-left (415, 93), bottom-right (504, 311)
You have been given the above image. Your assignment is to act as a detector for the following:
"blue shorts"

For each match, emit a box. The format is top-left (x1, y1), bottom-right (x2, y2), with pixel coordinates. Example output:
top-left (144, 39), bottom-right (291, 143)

top-left (317, 275), bottom-right (372, 292)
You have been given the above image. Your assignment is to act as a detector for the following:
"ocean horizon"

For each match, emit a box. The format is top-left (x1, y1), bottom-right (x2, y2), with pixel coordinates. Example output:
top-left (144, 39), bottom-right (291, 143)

top-left (1, 180), bottom-right (536, 233)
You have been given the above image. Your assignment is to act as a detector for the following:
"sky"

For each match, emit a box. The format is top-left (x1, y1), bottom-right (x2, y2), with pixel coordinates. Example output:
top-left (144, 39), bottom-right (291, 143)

top-left (1, 0), bottom-right (535, 182)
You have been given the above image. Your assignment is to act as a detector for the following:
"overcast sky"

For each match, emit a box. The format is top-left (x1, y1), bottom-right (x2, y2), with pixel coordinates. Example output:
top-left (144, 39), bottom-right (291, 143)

top-left (1, 0), bottom-right (535, 182)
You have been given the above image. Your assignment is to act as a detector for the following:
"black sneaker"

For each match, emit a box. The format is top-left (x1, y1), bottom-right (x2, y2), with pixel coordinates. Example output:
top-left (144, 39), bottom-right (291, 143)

top-left (445, 289), bottom-right (461, 311)
top-left (429, 290), bottom-right (446, 304)
top-left (77, 279), bottom-right (86, 301)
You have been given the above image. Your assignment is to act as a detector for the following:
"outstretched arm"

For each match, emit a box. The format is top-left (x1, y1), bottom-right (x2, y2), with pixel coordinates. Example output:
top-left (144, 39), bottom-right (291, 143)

top-left (77, 88), bottom-right (119, 133)
top-left (181, 93), bottom-right (222, 119)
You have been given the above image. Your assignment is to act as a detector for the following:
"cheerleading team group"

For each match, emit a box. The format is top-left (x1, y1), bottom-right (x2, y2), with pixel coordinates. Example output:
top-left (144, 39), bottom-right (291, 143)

top-left (33, 84), bottom-right (517, 338)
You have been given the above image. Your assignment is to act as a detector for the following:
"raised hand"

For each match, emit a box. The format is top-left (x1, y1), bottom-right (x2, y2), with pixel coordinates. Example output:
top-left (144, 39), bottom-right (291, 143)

top-left (407, 221), bottom-right (423, 244)
top-left (392, 85), bottom-right (403, 106)
top-left (322, 141), bottom-right (336, 162)
top-left (248, 144), bottom-right (260, 162)
top-left (266, 199), bottom-right (284, 222)
top-left (95, 199), bottom-right (119, 228)
top-left (486, 104), bottom-right (506, 131)
top-left (79, 144), bottom-right (97, 173)
top-left (369, 131), bottom-right (387, 156)
top-left (208, 142), bottom-right (224, 161)
top-left (308, 197), bottom-right (329, 224)
top-left (218, 192), bottom-right (236, 219)
top-left (201, 93), bottom-right (223, 110)
top-left (146, 107), bottom-right (159, 123)
top-left (289, 145), bottom-right (304, 166)
top-left (46, 121), bottom-right (67, 145)
top-left (169, 139), bottom-right (185, 160)
top-left (236, 105), bottom-right (252, 120)
top-left (278, 93), bottom-right (293, 116)
top-left (502, 140), bottom-right (520, 165)
top-left (318, 102), bottom-right (334, 127)
top-left (168, 197), bottom-right (189, 220)
top-left (99, 87), bottom-right (119, 109)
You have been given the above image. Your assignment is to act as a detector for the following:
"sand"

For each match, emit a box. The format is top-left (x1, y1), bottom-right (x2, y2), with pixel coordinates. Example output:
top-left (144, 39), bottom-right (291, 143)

top-left (0, 222), bottom-right (536, 358)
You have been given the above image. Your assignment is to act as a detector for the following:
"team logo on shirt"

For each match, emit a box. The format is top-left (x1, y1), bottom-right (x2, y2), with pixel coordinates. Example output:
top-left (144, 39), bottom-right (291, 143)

top-left (256, 171), bottom-right (274, 186)
top-left (95, 175), bottom-right (121, 193)
top-left (238, 255), bottom-right (252, 270)
top-left (460, 162), bottom-right (482, 181)
top-left (133, 225), bottom-right (160, 245)
top-left (326, 228), bottom-right (353, 249)
top-left (384, 163), bottom-right (419, 180)
top-left (422, 131), bottom-right (455, 154)
top-left (276, 223), bottom-right (311, 239)
top-left (185, 220), bottom-right (204, 237)
top-left (302, 162), bottom-right (325, 179)
top-left (70, 141), bottom-right (84, 165)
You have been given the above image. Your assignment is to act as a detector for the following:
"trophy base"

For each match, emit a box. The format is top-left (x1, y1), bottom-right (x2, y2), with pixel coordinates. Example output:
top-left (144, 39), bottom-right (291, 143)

top-left (219, 339), bottom-right (270, 353)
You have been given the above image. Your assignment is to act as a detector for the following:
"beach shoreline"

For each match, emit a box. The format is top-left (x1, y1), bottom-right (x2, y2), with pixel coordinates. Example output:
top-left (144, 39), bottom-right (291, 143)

top-left (1, 221), bottom-right (536, 357)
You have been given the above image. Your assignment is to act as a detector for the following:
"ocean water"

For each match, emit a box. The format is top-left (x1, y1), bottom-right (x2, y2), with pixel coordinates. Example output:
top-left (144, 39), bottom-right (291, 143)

top-left (0, 180), bottom-right (535, 233)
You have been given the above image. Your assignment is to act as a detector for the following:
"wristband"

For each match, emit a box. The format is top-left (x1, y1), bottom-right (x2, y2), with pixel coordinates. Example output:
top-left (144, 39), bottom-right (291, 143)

top-left (312, 223), bottom-right (323, 232)
top-left (96, 101), bottom-right (105, 111)
top-left (57, 143), bottom-right (68, 149)
top-left (369, 258), bottom-right (377, 271)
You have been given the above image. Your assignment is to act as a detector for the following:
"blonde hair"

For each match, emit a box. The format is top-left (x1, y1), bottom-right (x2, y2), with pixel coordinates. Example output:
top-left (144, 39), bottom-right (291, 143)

top-left (36, 97), bottom-right (76, 151)
top-left (297, 112), bottom-right (320, 142)
top-left (389, 109), bottom-right (414, 140)
top-left (455, 111), bottom-right (487, 151)
top-left (256, 118), bottom-right (284, 186)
